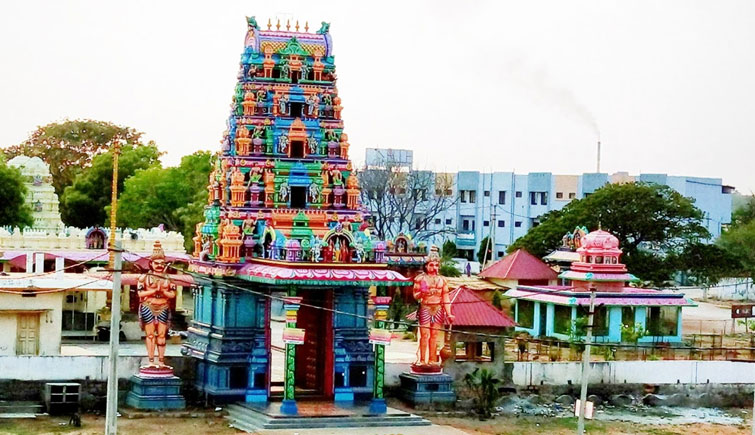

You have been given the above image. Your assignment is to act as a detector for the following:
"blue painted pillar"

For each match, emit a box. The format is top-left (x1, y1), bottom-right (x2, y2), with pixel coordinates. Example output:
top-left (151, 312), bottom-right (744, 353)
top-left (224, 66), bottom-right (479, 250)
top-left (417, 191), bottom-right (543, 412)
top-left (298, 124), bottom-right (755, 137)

top-left (532, 302), bottom-right (541, 337)
top-left (608, 307), bottom-right (623, 342)
top-left (545, 303), bottom-right (555, 337)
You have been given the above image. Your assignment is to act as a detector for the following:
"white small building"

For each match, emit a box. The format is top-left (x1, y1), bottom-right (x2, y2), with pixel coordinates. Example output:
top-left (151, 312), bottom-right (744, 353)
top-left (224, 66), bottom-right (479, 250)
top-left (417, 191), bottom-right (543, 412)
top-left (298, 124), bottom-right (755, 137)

top-left (0, 255), bottom-right (112, 356)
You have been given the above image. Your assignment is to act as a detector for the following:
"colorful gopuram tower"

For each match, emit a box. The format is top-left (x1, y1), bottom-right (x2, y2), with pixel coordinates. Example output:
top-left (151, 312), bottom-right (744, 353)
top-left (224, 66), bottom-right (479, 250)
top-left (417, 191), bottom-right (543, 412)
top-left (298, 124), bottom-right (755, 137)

top-left (184, 17), bottom-right (409, 415)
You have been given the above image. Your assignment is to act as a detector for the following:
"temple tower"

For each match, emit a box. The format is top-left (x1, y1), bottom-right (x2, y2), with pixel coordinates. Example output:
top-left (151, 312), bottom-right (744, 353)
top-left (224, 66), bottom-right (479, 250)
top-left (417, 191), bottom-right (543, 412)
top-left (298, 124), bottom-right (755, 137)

top-left (184, 17), bottom-right (408, 414)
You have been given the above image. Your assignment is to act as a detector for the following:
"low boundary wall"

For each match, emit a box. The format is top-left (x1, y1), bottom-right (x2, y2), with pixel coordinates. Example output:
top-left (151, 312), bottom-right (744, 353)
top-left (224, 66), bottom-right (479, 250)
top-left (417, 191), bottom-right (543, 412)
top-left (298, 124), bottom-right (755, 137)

top-left (1, 356), bottom-right (752, 387)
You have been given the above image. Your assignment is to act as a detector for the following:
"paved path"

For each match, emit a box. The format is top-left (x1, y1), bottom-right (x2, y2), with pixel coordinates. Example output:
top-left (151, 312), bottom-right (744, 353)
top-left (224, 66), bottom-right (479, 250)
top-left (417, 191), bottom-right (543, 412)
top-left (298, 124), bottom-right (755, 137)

top-left (256, 424), bottom-right (469, 434)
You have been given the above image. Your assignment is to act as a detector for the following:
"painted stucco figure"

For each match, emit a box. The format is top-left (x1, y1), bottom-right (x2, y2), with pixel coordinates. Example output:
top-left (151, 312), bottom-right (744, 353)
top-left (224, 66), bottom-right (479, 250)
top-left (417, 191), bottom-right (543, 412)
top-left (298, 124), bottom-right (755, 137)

top-left (412, 247), bottom-right (454, 369)
top-left (137, 241), bottom-right (177, 368)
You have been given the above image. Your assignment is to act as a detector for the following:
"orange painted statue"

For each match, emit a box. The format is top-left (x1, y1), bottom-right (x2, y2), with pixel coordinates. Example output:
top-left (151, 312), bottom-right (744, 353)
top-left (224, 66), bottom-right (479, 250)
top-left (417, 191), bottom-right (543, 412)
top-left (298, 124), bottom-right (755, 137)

top-left (137, 241), bottom-right (177, 368)
top-left (413, 248), bottom-right (454, 369)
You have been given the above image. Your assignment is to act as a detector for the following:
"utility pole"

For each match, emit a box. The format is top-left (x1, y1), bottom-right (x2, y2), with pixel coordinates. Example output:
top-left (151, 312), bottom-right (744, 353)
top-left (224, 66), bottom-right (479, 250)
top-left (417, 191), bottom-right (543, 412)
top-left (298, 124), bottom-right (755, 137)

top-left (577, 286), bottom-right (597, 434)
top-left (108, 142), bottom-right (122, 269)
top-left (105, 241), bottom-right (123, 435)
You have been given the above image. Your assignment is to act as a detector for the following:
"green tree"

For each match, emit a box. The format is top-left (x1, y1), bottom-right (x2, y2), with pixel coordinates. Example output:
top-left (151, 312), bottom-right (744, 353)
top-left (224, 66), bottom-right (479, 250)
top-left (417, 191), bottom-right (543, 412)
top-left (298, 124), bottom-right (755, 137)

top-left (61, 144), bottom-right (162, 228)
top-left (116, 151), bottom-right (212, 251)
top-left (441, 240), bottom-right (457, 259)
top-left (3, 120), bottom-right (146, 197)
top-left (719, 221), bottom-right (755, 281)
top-left (509, 182), bottom-right (709, 286)
top-left (731, 195), bottom-right (755, 228)
top-left (477, 235), bottom-right (493, 265)
top-left (0, 158), bottom-right (33, 228)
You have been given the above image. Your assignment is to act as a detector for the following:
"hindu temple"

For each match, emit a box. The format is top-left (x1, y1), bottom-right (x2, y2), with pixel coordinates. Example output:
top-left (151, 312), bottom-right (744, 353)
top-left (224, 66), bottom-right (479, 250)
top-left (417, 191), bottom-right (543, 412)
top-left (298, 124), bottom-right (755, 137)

top-left (183, 17), bottom-right (411, 417)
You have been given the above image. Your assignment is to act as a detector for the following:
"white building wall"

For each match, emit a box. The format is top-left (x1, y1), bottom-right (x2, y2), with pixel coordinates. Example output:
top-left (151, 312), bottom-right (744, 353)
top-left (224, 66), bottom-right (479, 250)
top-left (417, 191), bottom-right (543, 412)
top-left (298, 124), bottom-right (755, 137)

top-left (0, 293), bottom-right (63, 356)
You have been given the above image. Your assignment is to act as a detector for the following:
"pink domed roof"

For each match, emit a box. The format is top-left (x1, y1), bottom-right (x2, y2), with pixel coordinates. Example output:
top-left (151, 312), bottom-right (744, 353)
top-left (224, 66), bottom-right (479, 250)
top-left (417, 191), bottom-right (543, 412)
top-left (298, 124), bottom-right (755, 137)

top-left (580, 229), bottom-right (620, 251)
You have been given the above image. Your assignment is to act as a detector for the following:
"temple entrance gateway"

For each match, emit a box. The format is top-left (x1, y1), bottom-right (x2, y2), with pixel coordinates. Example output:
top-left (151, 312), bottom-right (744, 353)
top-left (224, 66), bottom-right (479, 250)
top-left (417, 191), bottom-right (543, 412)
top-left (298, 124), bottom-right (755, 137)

top-left (295, 289), bottom-right (334, 398)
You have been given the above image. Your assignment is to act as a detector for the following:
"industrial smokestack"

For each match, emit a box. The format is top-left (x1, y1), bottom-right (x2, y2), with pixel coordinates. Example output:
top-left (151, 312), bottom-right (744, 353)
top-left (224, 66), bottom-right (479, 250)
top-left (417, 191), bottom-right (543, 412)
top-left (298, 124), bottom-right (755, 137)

top-left (596, 139), bottom-right (601, 173)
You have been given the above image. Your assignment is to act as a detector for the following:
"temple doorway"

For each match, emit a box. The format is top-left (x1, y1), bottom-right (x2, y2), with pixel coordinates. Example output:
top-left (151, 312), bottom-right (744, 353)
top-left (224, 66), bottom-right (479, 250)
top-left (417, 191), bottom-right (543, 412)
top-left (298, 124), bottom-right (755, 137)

top-left (290, 186), bottom-right (307, 208)
top-left (295, 289), bottom-right (334, 399)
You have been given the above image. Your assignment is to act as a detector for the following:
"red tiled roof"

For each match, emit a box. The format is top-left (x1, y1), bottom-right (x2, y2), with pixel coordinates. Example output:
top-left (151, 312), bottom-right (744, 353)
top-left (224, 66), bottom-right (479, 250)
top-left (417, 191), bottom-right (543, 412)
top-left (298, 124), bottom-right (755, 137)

top-left (479, 249), bottom-right (558, 281)
top-left (407, 286), bottom-right (516, 328)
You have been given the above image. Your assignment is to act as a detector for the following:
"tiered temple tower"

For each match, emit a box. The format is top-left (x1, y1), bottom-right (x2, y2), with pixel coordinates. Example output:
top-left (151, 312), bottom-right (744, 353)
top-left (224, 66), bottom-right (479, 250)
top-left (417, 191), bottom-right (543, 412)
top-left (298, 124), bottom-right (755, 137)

top-left (7, 156), bottom-right (64, 233)
top-left (184, 17), bottom-right (409, 414)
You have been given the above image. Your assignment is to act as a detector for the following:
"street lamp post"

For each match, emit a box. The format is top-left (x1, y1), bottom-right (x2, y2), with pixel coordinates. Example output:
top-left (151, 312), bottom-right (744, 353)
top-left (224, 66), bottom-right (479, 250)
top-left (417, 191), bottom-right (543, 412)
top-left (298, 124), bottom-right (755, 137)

top-left (577, 285), bottom-right (597, 434)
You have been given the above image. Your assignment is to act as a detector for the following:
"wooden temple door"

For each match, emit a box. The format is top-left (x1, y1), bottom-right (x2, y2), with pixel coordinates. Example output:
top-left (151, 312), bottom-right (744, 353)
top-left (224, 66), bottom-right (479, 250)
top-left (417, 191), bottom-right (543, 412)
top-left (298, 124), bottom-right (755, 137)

top-left (295, 289), bottom-right (334, 398)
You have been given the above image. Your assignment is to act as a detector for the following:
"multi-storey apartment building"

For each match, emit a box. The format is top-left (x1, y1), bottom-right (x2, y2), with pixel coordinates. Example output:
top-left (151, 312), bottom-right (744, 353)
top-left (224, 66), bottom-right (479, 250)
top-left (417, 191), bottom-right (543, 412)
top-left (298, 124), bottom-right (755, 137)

top-left (451, 171), bottom-right (734, 260)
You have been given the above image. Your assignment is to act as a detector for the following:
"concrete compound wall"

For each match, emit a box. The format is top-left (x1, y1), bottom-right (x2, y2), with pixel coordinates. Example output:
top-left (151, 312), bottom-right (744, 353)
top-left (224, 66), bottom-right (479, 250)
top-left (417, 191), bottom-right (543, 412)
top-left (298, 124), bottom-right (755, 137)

top-left (0, 355), bottom-right (192, 382)
top-left (1, 356), bottom-right (752, 390)
top-left (510, 360), bottom-right (755, 386)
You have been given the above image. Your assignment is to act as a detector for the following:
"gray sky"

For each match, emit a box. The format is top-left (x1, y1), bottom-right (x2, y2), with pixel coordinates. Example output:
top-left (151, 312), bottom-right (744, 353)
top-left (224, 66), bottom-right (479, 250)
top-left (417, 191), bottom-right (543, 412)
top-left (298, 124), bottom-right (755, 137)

top-left (1, 1), bottom-right (754, 191)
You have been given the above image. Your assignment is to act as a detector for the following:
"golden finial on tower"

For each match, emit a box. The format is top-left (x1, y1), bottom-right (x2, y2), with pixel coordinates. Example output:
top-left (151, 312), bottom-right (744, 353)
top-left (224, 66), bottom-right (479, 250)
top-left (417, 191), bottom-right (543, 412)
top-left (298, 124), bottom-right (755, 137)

top-left (305, 21), bottom-right (309, 32)
top-left (286, 19), bottom-right (291, 31)
top-left (267, 18), bottom-right (271, 30)
top-left (295, 20), bottom-right (300, 32)
top-left (276, 19), bottom-right (280, 30)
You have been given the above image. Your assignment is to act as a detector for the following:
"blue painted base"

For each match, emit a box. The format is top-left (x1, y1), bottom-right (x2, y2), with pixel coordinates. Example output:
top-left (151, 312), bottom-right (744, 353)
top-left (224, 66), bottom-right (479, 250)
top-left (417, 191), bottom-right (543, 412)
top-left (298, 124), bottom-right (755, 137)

top-left (125, 374), bottom-right (186, 411)
top-left (334, 387), bottom-right (354, 403)
top-left (369, 398), bottom-right (387, 414)
top-left (280, 399), bottom-right (298, 415)
top-left (245, 389), bottom-right (268, 403)
top-left (399, 372), bottom-right (456, 407)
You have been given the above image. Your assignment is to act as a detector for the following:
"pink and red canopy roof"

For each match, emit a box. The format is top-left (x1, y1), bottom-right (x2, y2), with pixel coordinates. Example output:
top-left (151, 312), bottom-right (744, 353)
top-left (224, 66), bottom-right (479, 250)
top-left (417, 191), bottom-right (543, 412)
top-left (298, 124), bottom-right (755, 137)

top-left (479, 249), bottom-right (557, 281)
top-left (407, 286), bottom-right (516, 327)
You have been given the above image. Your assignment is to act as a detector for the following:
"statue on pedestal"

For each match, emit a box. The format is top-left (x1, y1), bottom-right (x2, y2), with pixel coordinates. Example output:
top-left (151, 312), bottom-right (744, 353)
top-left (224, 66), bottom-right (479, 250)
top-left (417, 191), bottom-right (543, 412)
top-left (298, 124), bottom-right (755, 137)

top-left (137, 241), bottom-right (177, 369)
top-left (412, 247), bottom-right (454, 372)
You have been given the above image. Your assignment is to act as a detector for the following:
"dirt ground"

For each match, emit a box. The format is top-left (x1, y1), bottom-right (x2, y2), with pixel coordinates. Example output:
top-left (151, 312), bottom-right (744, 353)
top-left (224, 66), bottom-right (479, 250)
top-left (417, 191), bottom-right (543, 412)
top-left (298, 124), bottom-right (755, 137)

top-left (0, 413), bottom-right (751, 435)
top-left (429, 415), bottom-right (753, 434)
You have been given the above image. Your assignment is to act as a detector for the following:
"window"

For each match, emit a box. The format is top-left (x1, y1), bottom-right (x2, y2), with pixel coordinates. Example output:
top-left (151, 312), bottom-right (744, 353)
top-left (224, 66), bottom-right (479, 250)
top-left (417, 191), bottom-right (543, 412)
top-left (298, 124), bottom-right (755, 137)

top-left (497, 251), bottom-right (504, 258)
top-left (621, 307), bottom-right (636, 335)
top-left (349, 365), bottom-right (368, 387)
top-left (455, 341), bottom-right (495, 362)
top-left (556, 192), bottom-right (563, 199)
top-left (445, 218), bottom-right (452, 225)
top-left (530, 191), bottom-right (547, 205)
top-left (517, 300), bottom-right (535, 329)
top-left (483, 220), bottom-right (489, 227)
top-left (515, 191), bottom-right (522, 198)
top-left (484, 190), bottom-right (490, 197)
top-left (554, 305), bottom-right (572, 335)
top-left (460, 190), bottom-right (476, 203)
top-left (578, 305), bottom-right (609, 336)
top-left (515, 221), bottom-right (522, 228)
top-left (229, 366), bottom-right (248, 389)
top-left (497, 220), bottom-right (505, 228)
top-left (434, 218), bottom-right (441, 225)
top-left (290, 186), bottom-right (306, 208)
top-left (647, 307), bottom-right (679, 336)
top-left (498, 191), bottom-right (506, 205)
top-left (569, 192), bottom-right (576, 199)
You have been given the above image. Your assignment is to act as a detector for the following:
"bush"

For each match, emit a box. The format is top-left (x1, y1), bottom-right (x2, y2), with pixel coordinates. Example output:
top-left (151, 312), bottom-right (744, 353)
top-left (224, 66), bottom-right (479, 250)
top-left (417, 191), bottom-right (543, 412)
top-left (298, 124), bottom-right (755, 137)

top-left (463, 368), bottom-right (502, 419)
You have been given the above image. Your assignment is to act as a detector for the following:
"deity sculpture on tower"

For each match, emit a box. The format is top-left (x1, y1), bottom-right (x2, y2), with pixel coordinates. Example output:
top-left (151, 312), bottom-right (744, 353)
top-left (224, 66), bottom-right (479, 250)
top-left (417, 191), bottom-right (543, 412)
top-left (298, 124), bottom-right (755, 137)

top-left (137, 241), bottom-right (177, 369)
top-left (412, 247), bottom-right (454, 371)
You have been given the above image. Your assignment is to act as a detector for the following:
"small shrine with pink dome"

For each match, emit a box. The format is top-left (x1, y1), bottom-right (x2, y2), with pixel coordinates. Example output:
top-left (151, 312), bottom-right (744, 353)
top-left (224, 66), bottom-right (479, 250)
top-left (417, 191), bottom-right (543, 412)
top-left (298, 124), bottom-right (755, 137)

top-left (506, 228), bottom-right (696, 343)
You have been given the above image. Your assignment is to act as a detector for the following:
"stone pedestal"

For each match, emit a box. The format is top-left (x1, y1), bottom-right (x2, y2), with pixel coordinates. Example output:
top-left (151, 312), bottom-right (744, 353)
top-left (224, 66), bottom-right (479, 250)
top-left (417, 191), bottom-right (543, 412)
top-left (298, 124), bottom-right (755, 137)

top-left (399, 372), bottom-right (456, 408)
top-left (125, 367), bottom-right (186, 410)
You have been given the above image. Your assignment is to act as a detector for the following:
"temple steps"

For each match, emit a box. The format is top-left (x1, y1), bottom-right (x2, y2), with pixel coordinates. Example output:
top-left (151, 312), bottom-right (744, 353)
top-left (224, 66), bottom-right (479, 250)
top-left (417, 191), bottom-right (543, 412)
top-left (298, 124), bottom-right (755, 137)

top-left (0, 401), bottom-right (44, 418)
top-left (226, 402), bottom-right (430, 431)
